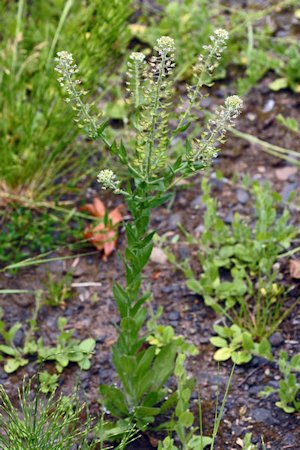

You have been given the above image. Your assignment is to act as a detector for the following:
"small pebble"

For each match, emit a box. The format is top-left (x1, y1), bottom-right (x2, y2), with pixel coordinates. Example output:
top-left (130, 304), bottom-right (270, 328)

top-left (191, 195), bottom-right (202, 209)
top-left (236, 189), bottom-right (250, 204)
top-left (168, 213), bottom-right (181, 230)
top-left (262, 99), bottom-right (275, 113)
top-left (269, 332), bottom-right (284, 347)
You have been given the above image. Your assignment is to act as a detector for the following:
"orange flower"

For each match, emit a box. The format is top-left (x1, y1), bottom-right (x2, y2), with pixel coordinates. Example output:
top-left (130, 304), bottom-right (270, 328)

top-left (81, 198), bottom-right (124, 261)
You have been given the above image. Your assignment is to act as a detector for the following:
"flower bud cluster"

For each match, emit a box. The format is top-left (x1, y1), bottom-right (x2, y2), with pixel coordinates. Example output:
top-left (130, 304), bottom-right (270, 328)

top-left (55, 51), bottom-right (80, 92)
top-left (97, 169), bottom-right (121, 194)
top-left (194, 28), bottom-right (229, 77)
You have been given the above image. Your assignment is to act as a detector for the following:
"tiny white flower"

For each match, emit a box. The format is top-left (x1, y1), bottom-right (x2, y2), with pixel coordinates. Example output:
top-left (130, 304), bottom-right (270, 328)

top-left (130, 52), bottom-right (146, 62)
top-left (225, 95), bottom-right (243, 111)
top-left (97, 169), bottom-right (121, 193)
top-left (214, 28), bottom-right (229, 41)
top-left (154, 36), bottom-right (176, 54)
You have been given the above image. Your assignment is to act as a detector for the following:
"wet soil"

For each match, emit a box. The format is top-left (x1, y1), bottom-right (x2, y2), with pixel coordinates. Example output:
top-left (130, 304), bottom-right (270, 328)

top-left (1, 1), bottom-right (300, 449)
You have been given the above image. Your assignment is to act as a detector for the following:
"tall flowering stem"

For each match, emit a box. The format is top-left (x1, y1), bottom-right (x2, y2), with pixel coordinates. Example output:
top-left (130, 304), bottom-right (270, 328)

top-left (176, 28), bottom-right (229, 132)
top-left (56, 31), bottom-right (242, 427)
top-left (54, 51), bottom-right (109, 143)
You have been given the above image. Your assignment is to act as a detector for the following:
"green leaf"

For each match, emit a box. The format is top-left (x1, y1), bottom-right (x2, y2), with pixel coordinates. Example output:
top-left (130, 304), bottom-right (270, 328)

top-left (258, 386), bottom-right (276, 397)
top-left (232, 350), bottom-right (252, 365)
top-left (134, 405), bottom-right (160, 419)
top-left (79, 338), bottom-right (96, 354)
top-left (291, 354), bottom-right (300, 371)
top-left (213, 325), bottom-right (231, 338)
top-left (150, 342), bottom-right (177, 391)
top-left (179, 411), bottom-right (194, 427)
top-left (269, 78), bottom-right (288, 91)
top-left (257, 338), bottom-right (273, 360)
top-left (100, 385), bottom-right (128, 417)
top-left (186, 279), bottom-right (203, 295)
top-left (188, 435), bottom-right (213, 449)
top-left (55, 354), bottom-right (69, 368)
top-left (79, 357), bottom-right (91, 370)
top-left (242, 332), bottom-right (254, 351)
top-left (68, 351), bottom-right (84, 362)
top-left (214, 347), bottom-right (232, 361)
top-left (5, 357), bottom-right (28, 373)
top-left (210, 337), bottom-right (227, 348)
top-left (57, 317), bottom-right (67, 331)
top-left (136, 346), bottom-right (156, 378)
top-left (275, 401), bottom-right (295, 413)
top-left (8, 323), bottom-right (22, 339)
top-left (0, 345), bottom-right (17, 356)
top-left (113, 283), bottom-right (128, 317)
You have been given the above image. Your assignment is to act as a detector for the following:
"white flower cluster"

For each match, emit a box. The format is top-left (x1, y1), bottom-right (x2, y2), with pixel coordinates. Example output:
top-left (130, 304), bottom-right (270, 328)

top-left (154, 36), bottom-right (176, 55)
top-left (97, 169), bottom-right (121, 194)
top-left (225, 95), bottom-right (243, 119)
top-left (190, 95), bottom-right (243, 167)
top-left (130, 52), bottom-right (146, 63)
top-left (193, 28), bottom-right (229, 77)
top-left (54, 51), bottom-right (81, 94)
top-left (55, 50), bottom-right (99, 137)
top-left (203, 28), bottom-right (229, 59)
top-left (127, 52), bottom-right (147, 108)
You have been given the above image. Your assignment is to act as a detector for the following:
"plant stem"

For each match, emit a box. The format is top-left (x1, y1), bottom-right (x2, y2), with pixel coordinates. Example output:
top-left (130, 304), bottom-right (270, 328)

top-left (46, 0), bottom-right (74, 68)
top-left (12, 0), bottom-right (25, 73)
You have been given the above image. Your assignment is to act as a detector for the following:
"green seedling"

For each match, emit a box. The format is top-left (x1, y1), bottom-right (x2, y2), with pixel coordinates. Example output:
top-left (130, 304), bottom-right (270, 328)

top-left (44, 272), bottom-right (73, 307)
top-left (0, 300), bottom-right (95, 375)
top-left (260, 351), bottom-right (300, 413)
top-left (37, 317), bottom-right (96, 372)
top-left (210, 324), bottom-right (272, 364)
top-left (39, 371), bottom-right (60, 394)
top-left (176, 178), bottom-right (297, 363)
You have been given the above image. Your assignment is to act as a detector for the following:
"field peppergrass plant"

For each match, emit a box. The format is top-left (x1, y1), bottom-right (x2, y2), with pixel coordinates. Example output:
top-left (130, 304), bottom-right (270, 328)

top-left (56, 30), bottom-right (242, 427)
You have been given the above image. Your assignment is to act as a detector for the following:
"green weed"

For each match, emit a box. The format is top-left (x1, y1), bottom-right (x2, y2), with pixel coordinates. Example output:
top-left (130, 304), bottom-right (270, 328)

top-left (58, 28), bottom-right (242, 427)
top-left (173, 177), bottom-right (297, 363)
top-left (260, 351), bottom-right (300, 413)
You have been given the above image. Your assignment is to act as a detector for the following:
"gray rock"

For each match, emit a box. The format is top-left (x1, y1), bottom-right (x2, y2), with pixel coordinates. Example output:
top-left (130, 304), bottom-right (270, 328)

top-left (13, 328), bottom-right (24, 347)
top-left (236, 189), bottom-right (250, 204)
top-left (178, 244), bottom-right (190, 260)
top-left (251, 407), bottom-right (270, 422)
top-left (269, 332), bottom-right (284, 347)
top-left (263, 99), bottom-right (275, 113)
top-left (191, 195), bottom-right (202, 209)
top-left (282, 433), bottom-right (298, 446)
top-left (281, 182), bottom-right (298, 202)
top-left (224, 211), bottom-right (234, 224)
top-left (211, 177), bottom-right (225, 191)
top-left (252, 408), bottom-right (280, 426)
top-left (168, 311), bottom-right (180, 321)
top-left (168, 213), bottom-right (181, 230)
top-left (248, 385), bottom-right (265, 395)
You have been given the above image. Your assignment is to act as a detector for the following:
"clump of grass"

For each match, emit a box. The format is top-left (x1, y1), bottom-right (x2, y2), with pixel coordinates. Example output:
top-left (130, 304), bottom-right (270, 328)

top-left (0, 0), bottom-right (131, 203)
top-left (0, 380), bottom-right (92, 450)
